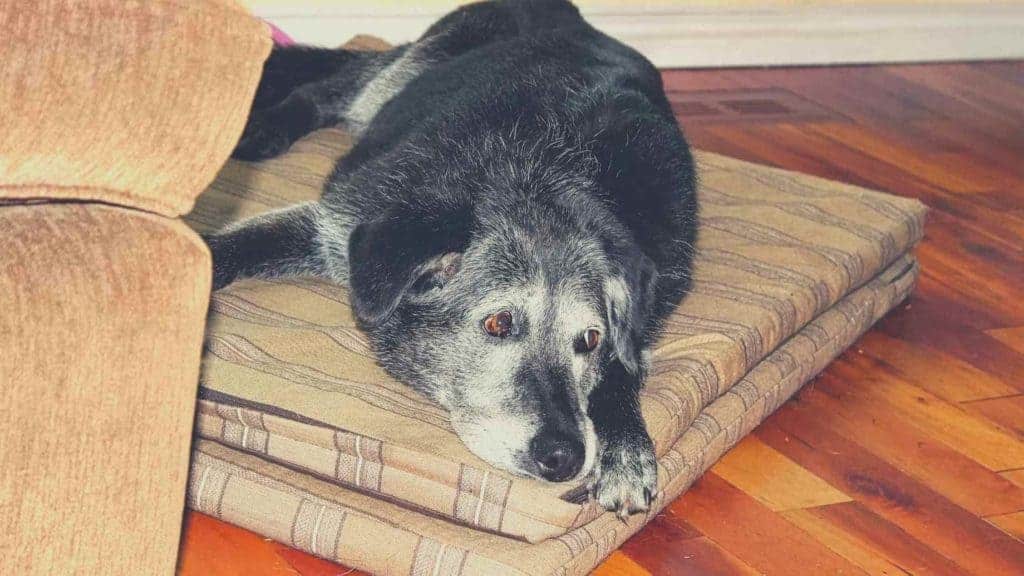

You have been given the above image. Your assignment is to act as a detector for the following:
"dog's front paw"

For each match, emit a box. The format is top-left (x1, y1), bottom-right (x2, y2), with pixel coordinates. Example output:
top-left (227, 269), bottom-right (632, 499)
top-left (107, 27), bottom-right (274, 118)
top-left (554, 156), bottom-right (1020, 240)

top-left (591, 432), bottom-right (657, 519)
top-left (232, 112), bottom-right (291, 161)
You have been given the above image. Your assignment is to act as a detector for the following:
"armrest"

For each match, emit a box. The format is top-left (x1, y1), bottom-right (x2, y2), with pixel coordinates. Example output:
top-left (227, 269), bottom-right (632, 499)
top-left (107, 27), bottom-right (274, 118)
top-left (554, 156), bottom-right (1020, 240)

top-left (1, 203), bottom-right (212, 574)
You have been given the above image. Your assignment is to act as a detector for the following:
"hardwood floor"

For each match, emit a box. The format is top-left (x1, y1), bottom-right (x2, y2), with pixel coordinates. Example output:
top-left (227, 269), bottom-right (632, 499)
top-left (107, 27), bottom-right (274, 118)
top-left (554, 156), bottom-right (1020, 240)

top-left (177, 61), bottom-right (1024, 575)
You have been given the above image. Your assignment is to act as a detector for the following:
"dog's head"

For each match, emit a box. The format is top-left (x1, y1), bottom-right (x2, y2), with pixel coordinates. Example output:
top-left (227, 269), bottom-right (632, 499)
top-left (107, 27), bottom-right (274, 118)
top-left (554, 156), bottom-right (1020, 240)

top-left (347, 185), bottom-right (655, 482)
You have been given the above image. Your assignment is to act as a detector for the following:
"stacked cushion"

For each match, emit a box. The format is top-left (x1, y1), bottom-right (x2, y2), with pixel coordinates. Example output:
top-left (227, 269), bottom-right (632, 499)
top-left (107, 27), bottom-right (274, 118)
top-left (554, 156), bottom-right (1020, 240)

top-left (184, 120), bottom-right (924, 574)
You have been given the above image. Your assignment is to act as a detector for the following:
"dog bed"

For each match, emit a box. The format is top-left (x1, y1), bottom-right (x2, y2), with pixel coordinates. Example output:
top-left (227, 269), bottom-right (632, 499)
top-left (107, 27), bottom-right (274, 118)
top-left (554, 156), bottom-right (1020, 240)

top-left (184, 122), bottom-right (924, 574)
top-left (183, 38), bottom-right (926, 574)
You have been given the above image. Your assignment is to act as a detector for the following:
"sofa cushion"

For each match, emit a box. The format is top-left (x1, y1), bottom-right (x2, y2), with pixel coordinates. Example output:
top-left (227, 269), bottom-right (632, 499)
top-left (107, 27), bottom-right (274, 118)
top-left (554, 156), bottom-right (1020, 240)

top-left (0, 0), bottom-right (270, 217)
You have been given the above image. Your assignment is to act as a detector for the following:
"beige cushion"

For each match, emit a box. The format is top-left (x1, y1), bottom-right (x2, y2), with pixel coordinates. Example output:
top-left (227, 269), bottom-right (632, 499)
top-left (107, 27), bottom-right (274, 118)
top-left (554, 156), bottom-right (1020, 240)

top-left (184, 125), bottom-right (926, 544)
top-left (187, 252), bottom-right (917, 575)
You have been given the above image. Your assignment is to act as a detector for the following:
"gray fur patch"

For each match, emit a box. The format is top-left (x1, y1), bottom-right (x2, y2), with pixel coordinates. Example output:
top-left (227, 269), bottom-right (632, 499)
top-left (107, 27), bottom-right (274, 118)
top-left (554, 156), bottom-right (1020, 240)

top-left (344, 45), bottom-right (426, 133)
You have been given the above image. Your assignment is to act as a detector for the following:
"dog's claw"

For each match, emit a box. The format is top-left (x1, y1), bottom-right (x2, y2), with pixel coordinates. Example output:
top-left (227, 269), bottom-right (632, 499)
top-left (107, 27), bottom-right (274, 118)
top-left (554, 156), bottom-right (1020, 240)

top-left (592, 433), bottom-right (658, 518)
top-left (616, 507), bottom-right (630, 523)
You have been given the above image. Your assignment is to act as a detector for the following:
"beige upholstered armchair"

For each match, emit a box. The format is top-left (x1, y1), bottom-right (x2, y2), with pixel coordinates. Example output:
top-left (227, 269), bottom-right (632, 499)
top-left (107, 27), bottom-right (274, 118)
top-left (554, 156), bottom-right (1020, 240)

top-left (1, 2), bottom-right (269, 573)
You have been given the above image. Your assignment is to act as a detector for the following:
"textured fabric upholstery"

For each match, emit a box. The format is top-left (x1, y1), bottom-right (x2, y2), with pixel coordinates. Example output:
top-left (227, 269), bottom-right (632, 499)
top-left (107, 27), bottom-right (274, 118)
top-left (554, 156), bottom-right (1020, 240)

top-left (0, 2), bottom-right (269, 573)
top-left (0, 0), bottom-right (268, 217)
top-left (2, 205), bottom-right (211, 574)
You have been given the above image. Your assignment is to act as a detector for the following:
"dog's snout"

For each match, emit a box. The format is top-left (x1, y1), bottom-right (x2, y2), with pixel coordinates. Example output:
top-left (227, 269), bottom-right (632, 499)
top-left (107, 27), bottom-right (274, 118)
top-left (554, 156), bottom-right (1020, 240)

top-left (530, 431), bottom-right (584, 482)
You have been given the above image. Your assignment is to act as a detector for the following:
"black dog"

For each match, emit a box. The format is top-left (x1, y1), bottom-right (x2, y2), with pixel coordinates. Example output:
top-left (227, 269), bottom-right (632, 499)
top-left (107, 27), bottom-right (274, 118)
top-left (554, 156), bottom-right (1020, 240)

top-left (206, 0), bottom-right (697, 517)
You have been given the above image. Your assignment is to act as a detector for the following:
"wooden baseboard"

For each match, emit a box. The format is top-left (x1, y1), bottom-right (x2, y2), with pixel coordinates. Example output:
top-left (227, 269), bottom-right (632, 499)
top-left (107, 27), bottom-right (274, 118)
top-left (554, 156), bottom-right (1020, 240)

top-left (254, 2), bottom-right (1024, 68)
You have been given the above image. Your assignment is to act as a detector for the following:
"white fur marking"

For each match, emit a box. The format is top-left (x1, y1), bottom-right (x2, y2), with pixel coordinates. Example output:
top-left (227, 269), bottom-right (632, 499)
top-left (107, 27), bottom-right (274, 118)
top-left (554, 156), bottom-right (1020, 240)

top-left (347, 47), bottom-right (425, 131)
top-left (578, 415), bottom-right (599, 480)
top-left (452, 413), bottom-right (535, 474)
top-left (604, 276), bottom-right (630, 313)
top-left (313, 206), bottom-right (355, 284)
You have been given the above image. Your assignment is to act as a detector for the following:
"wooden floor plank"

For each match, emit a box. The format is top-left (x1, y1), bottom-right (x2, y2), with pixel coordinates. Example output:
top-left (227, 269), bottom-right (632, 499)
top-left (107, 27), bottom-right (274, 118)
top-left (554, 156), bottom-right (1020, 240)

top-left (711, 435), bottom-right (851, 512)
top-left (617, 504), bottom-right (703, 561)
top-left (781, 509), bottom-right (903, 576)
top-left (857, 331), bottom-right (1018, 403)
top-left (987, 327), bottom-right (1024, 356)
top-left (275, 546), bottom-right (370, 576)
top-left (915, 243), bottom-right (1024, 328)
top-left (625, 536), bottom-right (760, 576)
top-left (803, 369), bottom-right (1024, 518)
top-left (916, 265), bottom-right (1024, 336)
top-left (591, 551), bottom-right (652, 576)
top-left (782, 503), bottom-right (965, 576)
top-left (806, 122), bottom-right (988, 194)
top-left (962, 395), bottom-right (1024, 441)
top-left (757, 399), bottom-right (1024, 576)
top-left (988, 512), bottom-right (1024, 541)
top-left (876, 290), bottom-right (1024, 387)
top-left (1005, 470), bottom-right (1024, 490)
top-left (614, 489), bottom-right (757, 576)
top-left (819, 355), bottom-right (1024, 472)
top-left (669, 472), bottom-right (870, 575)
top-left (888, 65), bottom-right (1024, 128)
top-left (178, 513), bottom-right (302, 576)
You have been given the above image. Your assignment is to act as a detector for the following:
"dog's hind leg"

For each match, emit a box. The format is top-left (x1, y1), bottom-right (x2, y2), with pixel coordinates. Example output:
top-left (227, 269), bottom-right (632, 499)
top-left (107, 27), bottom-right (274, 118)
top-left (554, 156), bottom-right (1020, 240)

top-left (233, 44), bottom-right (414, 160)
top-left (203, 202), bottom-right (329, 290)
top-left (251, 45), bottom-right (365, 109)
top-left (233, 77), bottom-right (355, 160)
top-left (242, 0), bottom-right (566, 158)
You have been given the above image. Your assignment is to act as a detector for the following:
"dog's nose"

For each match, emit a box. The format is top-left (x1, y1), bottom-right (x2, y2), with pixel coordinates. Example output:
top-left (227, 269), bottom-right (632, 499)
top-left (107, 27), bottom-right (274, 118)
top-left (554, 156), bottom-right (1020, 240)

top-left (530, 432), bottom-right (584, 482)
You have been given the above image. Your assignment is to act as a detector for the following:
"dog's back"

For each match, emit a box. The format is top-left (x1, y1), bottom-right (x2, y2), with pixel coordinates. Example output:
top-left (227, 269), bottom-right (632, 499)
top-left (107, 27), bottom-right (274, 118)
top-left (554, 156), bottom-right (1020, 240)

top-left (328, 0), bottom-right (695, 320)
top-left (342, 0), bottom-right (670, 154)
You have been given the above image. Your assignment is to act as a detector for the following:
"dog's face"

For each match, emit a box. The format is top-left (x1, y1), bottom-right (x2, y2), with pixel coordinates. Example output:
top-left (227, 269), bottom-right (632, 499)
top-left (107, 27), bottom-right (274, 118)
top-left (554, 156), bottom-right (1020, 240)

top-left (380, 227), bottom-right (607, 482)
top-left (429, 228), bottom-right (611, 482)
top-left (349, 204), bottom-right (653, 483)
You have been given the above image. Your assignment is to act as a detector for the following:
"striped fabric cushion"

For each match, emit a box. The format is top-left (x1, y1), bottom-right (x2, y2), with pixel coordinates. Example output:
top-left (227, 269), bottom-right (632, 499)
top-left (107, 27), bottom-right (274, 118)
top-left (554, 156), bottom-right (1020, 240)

top-left (184, 121), bottom-right (926, 546)
top-left (187, 251), bottom-right (916, 575)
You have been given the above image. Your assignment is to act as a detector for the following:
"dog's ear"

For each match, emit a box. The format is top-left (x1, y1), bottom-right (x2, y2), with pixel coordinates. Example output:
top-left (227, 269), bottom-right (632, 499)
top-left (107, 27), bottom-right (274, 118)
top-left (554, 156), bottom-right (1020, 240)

top-left (585, 93), bottom-right (691, 374)
top-left (348, 204), bottom-right (471, 325)
top-left (603, 245), bottom-right (657, 376)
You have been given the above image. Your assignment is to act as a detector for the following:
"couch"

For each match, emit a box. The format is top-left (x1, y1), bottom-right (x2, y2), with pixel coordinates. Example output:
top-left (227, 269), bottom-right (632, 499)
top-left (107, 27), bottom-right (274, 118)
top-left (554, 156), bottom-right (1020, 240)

top-left (0, 2), bottom-right (269, 573)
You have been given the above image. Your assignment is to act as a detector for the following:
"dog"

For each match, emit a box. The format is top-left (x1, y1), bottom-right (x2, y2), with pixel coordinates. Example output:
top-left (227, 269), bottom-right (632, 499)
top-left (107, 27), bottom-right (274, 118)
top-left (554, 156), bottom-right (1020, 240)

top-left (205, 0), bottom-right (698, 517)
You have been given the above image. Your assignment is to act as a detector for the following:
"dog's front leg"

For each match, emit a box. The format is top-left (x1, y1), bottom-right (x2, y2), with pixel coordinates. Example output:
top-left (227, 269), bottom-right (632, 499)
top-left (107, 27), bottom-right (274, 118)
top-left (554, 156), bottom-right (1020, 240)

top-left (588, 356), bottom-right (657, 518)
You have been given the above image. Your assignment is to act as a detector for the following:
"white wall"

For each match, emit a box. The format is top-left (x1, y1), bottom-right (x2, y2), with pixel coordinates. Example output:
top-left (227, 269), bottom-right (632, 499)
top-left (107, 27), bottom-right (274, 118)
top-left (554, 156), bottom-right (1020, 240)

top-left (244, 1), bottom-right (1024, 68)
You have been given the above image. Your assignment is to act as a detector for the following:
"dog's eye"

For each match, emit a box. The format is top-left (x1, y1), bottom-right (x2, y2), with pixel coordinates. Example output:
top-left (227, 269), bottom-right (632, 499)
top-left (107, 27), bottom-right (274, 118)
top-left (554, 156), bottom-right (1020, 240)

top-left (576, 328), bottom-right (601, 353)
top-left (484, 310), bottom-right (513, 338)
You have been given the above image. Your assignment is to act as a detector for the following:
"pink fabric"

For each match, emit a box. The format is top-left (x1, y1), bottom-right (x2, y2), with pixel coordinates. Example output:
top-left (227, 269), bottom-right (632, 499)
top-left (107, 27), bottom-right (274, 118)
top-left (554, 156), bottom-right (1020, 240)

top-left (263, 20), bottom-right (293, 46)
